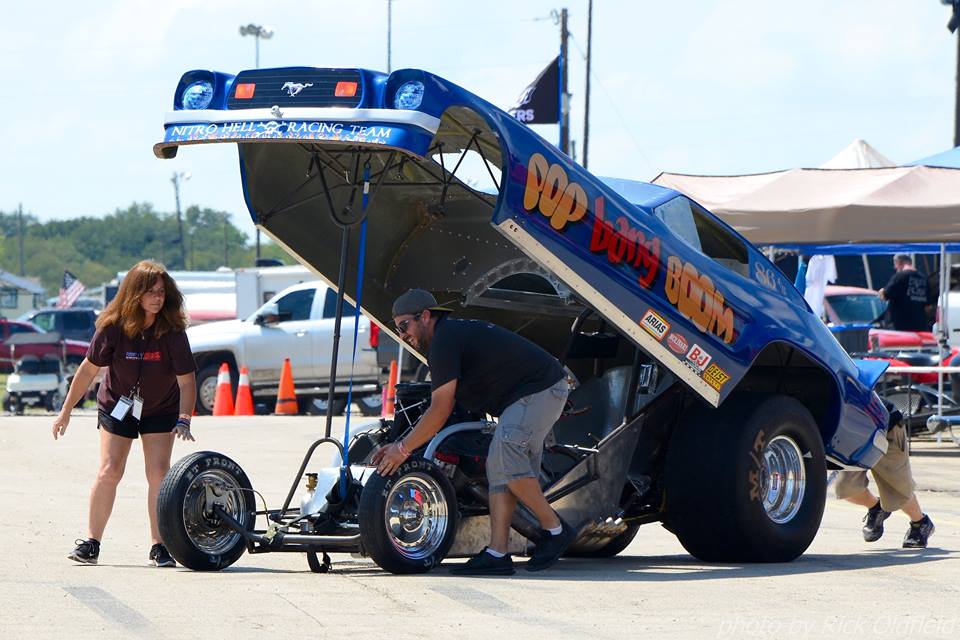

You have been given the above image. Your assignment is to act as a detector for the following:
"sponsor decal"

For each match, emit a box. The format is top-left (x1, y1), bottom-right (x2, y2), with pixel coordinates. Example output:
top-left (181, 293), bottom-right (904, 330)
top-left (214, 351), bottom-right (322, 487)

top-left (167, 121), bottom-right (397, 145)
top-left (589, 197), bottom-right (660, 289)
top-left (703, 363), bottom-right (731, 391)
top-left (753, 263), bottom-right (785, 294)
top-left (664, 255), bottom-right (737, 344)
top-left (125, 351), bottom-right (161, 362)
top-left (523, 152), bottom-right (589, 231)
top-left (640, 309), bottom-right (669, 340)
top-left (685, 343), bottom-right (712, 372)
top-left (282, 81), bottom-right (314, 97)
top-left (666, 332), bottom-right (688, 354)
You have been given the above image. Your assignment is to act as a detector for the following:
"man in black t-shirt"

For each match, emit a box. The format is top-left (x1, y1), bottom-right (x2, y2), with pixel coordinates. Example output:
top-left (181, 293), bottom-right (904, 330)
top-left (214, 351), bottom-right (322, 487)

top-left (373, 289), bottom-right (574, 575)
top-left (879, 254), bottom-right (930, 332)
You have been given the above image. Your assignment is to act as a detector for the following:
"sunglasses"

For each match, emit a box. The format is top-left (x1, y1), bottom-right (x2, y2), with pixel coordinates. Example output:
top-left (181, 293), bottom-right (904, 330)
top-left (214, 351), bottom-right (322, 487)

top-left (395, 313), bottom-right (421, 335)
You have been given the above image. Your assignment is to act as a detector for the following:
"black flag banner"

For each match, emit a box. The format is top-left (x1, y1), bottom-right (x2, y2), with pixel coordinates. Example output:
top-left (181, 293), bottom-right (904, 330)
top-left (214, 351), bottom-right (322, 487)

top-left (508, 56), bottom-right (560, 124)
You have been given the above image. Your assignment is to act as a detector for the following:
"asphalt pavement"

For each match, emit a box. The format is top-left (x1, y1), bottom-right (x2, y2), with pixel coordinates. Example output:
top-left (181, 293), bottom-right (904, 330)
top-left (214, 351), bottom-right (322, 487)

top-left (2, 411), bottom-right (959, 639)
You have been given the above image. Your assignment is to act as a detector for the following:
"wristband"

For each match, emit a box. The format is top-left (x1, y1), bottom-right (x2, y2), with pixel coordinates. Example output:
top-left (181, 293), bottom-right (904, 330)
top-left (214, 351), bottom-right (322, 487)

top-left (176, 417), bottom-right (191, 429)
top-left (397, 440), bottom-right (410, 457)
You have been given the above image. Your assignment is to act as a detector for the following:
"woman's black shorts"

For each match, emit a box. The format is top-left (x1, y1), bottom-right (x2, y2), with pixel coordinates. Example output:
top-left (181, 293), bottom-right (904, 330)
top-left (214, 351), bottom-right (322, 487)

top-left (98, 410), bottom-right (178, 440)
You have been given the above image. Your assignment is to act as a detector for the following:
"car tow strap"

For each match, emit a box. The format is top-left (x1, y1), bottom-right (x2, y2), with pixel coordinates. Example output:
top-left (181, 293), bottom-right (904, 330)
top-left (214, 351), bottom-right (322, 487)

top-left (340, 163), bottom-right (371, 498)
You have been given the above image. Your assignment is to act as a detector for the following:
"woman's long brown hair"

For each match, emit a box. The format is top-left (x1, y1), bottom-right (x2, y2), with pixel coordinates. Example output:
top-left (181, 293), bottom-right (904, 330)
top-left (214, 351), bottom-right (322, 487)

top-left (96, 260), bottom-right (187, 338)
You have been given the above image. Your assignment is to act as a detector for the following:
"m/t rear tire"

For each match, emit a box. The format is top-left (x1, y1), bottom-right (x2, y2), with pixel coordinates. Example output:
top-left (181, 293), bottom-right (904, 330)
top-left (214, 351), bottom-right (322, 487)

top-left (665, 394), bottom-right (826, 563)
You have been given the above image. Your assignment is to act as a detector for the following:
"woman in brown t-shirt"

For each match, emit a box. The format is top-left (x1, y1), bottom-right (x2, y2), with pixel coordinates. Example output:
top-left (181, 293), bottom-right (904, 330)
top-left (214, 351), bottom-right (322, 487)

top-left (52, 260), bottom-right (197, 567)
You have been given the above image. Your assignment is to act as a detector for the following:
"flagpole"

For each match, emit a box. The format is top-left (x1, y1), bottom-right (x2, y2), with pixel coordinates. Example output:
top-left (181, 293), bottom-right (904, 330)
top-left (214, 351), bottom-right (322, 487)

top-left (582, 0), bottom-right (593, 169)
top-left (559, 7), bottom-right (570, 155)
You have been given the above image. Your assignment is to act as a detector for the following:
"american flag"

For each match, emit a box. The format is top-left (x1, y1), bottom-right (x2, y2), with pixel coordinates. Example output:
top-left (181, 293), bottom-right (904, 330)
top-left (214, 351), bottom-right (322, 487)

top-left (57, 271), bottom-right (85, 309)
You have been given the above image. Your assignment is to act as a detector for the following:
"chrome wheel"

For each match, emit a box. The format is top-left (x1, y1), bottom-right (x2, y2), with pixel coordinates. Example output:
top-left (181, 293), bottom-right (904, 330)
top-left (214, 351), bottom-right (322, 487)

top-left (760, 435), bottom-right (806, 524)
top-left (199, 376), bottom-right (218, 412)
top-left (383, 472), bottom-right (450, 560)
top-left (181, 470), bottom-right (250, 554)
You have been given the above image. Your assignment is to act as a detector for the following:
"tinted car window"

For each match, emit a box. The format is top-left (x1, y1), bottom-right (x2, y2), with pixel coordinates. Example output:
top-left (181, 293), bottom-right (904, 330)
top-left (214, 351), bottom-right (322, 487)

top-left (277, 289), bottom-right (315, 322)
top-left (322, 288), bottom-right (356, 318)
top-left (654, 196), bottom-right (749, 276)
top-left (827, 294), bottom-right (886, 324)
top-left (31, 313), bottom-right (55, 332)
top-left (7, 323), bottom-right (37, 334)
top-left (62, 312), bottom-right (91, 331)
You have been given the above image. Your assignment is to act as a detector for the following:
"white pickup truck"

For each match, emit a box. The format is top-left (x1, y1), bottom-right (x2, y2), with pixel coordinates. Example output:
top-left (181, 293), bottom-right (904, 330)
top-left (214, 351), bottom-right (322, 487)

top-left (187, 280), bottom-right (383, 415)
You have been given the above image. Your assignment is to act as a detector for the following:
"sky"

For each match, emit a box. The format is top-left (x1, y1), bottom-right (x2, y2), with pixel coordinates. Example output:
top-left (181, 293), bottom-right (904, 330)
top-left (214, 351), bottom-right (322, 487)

top-left (1, 0), bottom-right (957, 243)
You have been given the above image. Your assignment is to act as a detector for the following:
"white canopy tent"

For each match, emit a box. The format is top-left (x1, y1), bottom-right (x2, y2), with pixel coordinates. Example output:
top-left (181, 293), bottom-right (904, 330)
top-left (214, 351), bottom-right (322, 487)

top-left (651, 166), bottom-right (960, 246)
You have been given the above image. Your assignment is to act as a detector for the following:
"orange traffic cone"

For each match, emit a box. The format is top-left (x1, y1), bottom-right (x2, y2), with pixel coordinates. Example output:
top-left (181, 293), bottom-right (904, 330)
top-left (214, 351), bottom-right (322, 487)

top-left (234, 366), bottom-right (254, 416)
top-left (212, 363), bottom-right (235, 416)
top-left (382, 359), bottom-right (398, 418)
top-left (274, 358), bottom-right (298, 415)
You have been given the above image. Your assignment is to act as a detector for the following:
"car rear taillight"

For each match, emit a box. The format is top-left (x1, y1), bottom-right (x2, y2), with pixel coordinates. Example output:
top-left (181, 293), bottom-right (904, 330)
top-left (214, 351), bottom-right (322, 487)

top-left (369, 323), bottom-right (380, 348)
top-left (234, 83), bottom-right (256, 99)
top-left (335, 81), bottom-right (358, 97)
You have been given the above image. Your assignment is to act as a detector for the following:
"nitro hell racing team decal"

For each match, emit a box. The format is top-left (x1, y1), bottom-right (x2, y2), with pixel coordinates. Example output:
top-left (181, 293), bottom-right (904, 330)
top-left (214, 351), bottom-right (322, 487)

top-left (166, 121), bottom-right (401, 145)
top-left (521, 152), bottom-right (733, 392)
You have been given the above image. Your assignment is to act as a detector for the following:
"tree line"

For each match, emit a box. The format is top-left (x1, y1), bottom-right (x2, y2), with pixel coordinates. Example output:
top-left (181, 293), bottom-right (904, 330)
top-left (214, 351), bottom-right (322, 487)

top-left (0, 204), bottom-right (289, 295)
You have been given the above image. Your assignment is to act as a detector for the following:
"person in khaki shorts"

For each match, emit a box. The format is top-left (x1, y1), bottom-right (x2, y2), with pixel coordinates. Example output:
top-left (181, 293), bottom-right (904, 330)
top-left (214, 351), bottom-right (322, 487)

top-left (835, 410), bottom-right (935, 548)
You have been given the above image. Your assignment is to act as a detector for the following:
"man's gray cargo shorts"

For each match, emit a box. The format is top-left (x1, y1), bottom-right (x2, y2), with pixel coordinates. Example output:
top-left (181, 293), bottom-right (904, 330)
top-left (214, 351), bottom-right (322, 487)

top-left (487, 378), bottom-right (570, 494)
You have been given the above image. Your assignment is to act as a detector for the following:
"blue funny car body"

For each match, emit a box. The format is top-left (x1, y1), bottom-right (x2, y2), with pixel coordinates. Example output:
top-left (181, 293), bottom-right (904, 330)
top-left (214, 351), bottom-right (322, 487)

top-left (155, 65), bottom-right (889, 571)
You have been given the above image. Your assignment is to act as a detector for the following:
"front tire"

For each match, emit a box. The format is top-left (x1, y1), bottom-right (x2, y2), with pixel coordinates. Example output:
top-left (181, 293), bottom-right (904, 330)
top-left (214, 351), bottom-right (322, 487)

top-left (665, 394), bottom-right (826, 563)
top-left (358, 458), bottom-right (458, 574)
top-left (157, 451), bottom-right (255, 571)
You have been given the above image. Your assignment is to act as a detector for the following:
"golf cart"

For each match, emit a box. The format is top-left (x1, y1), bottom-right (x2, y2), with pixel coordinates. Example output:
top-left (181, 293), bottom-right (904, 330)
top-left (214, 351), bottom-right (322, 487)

top-left (3, 332), bottom-right (68, 414)
top-left (152, 65), bottom-right (890, 573)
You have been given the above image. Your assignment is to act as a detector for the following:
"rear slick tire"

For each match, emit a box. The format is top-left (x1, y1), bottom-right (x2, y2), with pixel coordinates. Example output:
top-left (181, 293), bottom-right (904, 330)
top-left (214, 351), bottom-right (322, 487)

top-left (665, 394), bottom-right (826, 563)
top-left (157, 451), bottom-right (255, 571)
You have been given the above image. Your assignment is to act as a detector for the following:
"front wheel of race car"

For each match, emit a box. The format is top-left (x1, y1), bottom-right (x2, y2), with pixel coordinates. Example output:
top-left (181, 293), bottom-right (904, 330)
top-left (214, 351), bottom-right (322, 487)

top-left (358, 457), bottom-right (458, 574)
top-left (157, 451), bottom-right (256, 571)
top-left (665, 394), bottom-right (826, 563)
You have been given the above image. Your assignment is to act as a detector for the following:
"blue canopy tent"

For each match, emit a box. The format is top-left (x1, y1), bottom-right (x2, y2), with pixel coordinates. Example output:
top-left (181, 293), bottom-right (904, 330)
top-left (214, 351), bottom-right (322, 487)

top-left (908, 146), bottom-right (960, 169)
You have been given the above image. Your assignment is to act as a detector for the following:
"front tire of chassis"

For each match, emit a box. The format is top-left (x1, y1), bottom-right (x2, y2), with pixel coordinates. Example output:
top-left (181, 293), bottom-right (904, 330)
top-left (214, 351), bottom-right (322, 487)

top-left (358, 457), bottom-right (458, 574)
top-left (664, 394), bottom-right (826, 563)
top-left (157, 451), bottom-right (255, 571)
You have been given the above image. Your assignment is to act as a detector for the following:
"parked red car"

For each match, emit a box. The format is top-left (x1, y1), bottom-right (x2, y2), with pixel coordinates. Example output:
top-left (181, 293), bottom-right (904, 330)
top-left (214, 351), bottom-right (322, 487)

top-left (0, 318), bottom-right (90, 374)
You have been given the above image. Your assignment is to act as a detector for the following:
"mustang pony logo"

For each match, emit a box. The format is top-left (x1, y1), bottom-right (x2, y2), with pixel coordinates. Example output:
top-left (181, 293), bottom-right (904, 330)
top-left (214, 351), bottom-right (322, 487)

top-left (282, 82), bottom-right (314, 97)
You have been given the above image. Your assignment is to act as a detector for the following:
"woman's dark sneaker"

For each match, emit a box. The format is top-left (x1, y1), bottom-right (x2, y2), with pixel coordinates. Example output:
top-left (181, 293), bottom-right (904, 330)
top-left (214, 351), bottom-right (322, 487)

top-left (450, 548), bottom-right (515, 576)
top-left (149, 543), bottom-right (176, 568)
top-left (862, 502), bottom-right (891, 542)
top-left (903, 515), bottom-right (935, 549)
top-left (68, 539), bottom-right (100, 565)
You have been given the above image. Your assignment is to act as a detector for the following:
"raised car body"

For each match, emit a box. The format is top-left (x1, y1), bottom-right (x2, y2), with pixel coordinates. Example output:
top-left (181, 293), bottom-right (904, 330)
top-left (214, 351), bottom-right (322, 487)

top-left (154, 65), bottom-right (890, 572)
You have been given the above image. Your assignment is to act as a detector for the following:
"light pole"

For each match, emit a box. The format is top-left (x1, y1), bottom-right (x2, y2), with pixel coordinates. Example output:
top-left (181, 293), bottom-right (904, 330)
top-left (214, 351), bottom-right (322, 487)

top-left (942, 1), bottom-right (960, 146)
top-left (240, 23), bottom-right (274, 262)
top-left (171, 171), bottom-right (191, 269)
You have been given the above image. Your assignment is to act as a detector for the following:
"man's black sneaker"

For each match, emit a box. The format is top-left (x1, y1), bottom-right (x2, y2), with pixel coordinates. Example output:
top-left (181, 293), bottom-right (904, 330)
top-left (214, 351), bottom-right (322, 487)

top-left (862, 502), bottom-right (891, 542)
top-left (903, 514), bottom-right (935, 549)
top-left (68, 539), bottom-right (100, 565)
top-left (450, 548), bottom-right (515, 576)
top-left (149, 543), bottom-right (176, 568)
top-left (526, 520), bottom-right (577, 572)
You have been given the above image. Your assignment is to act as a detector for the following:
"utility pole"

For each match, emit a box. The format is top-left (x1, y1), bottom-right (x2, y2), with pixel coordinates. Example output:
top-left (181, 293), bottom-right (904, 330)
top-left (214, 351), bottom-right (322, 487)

top-left (171, 171), bottom-right (190, 269)
top-left (559, 8), bottom-right (570, 156)
top-left (240, 23), bottom-right (274, 262)
top-left (387, 0), bottom-right (393, 72)
top-left (224, 214), bottom-right (230, 266)
top-left (17, 203), bottom-right (25, 276)
top-left (942, 1), bottom-right (960, 146)
top-left (582, 0), bottom-right (593, 169)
